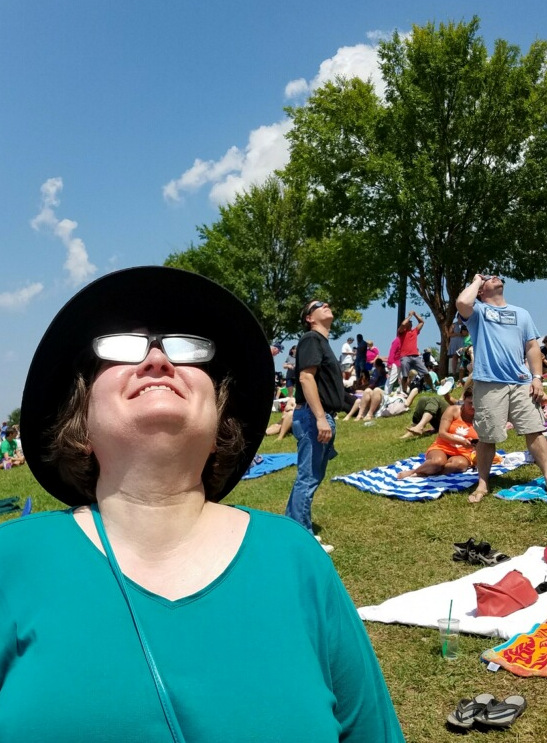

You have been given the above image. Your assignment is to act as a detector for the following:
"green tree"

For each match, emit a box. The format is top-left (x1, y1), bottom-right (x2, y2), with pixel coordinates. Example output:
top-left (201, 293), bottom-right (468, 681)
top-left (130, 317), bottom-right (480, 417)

top-left (284, 18), bottom-right (547, 370)
top-left (165, 176), bottom-right (361, 340)
top-left (7, 408), bottom-right (20, 426)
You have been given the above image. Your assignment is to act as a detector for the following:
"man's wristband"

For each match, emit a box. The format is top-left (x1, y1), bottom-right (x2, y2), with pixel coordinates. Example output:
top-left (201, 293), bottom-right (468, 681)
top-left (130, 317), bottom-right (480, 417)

top-left (532, 374), bottom-right (542, 380)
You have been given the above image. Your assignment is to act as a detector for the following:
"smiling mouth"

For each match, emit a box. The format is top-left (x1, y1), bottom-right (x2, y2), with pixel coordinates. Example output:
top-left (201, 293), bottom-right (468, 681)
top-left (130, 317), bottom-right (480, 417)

top-left (138, 385), bottom-right (178, 396)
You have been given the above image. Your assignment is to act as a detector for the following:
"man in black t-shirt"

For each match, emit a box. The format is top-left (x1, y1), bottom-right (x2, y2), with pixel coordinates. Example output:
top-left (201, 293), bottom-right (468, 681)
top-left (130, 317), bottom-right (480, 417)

top-left (285, 300), bottom-right (345, 553)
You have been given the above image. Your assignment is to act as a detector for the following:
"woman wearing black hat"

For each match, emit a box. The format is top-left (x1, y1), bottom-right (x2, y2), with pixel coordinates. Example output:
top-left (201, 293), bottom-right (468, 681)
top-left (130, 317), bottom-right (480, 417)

top-left (0, 267), bottom-right (403, 742)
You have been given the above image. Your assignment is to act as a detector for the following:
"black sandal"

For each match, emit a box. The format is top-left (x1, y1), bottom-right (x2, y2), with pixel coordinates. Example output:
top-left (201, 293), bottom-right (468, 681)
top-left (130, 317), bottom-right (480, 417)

top-left (466, 541), bottom-right (492, 565)
top-left (477, 548), bottom-right (510, 567)
top-left (452, 537), bottom-right (477, 562)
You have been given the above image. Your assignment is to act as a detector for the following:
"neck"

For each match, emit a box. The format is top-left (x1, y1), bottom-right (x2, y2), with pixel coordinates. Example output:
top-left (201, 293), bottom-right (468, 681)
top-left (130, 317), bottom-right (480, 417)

top-left (482, 294), bottom-right (506, 307)
top-left (310, 323), bottom-right (330, 338)
top-left (461, 408), bottom-right (474, 424)
top-left (91, 434), bottom-right (214, 552)
top-left (94, 479), bottom-right (211, 557)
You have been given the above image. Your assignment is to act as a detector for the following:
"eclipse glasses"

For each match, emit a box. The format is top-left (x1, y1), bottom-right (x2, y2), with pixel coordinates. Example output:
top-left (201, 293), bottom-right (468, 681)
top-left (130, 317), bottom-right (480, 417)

top-left (481, 275), bottom-right (505, 283)
top-left (93, 334), bottom-right (215, 364)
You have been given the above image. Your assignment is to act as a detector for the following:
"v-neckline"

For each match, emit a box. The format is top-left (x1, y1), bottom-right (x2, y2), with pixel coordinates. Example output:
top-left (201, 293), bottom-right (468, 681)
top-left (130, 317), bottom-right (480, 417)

top-left (68, 505), bottom-right (253, 607)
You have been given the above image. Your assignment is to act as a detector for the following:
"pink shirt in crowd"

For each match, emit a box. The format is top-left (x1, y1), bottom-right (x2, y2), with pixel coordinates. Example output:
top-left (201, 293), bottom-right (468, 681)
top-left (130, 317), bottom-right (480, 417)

top-left (366, 346), bottom-right (379, 363)
top-left (387, 337), bottom-right (401, 367)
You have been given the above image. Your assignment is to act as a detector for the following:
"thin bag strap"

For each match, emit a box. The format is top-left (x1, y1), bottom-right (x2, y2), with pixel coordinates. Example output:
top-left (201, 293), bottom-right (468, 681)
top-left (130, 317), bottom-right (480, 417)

top-left (91, 503), bottom-right (186, 743)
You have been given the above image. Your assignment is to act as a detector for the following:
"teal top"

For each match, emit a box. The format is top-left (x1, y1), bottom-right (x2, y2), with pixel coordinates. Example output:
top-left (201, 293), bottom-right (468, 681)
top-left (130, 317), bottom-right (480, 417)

top-left (0, 507), bottom-right (404, 742)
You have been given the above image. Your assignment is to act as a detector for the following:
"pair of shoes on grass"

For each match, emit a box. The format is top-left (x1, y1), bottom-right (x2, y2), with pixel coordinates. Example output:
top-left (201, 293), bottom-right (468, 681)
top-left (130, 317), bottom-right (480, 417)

top-left (447, 693), bottom-right (526, 730)
top-left (453, 537), bottom-right (510, 567)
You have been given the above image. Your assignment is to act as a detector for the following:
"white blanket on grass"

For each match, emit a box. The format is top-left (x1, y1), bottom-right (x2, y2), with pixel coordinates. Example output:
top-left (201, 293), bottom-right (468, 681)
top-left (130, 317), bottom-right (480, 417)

top-left (358, 546), bottom-right (547, 639)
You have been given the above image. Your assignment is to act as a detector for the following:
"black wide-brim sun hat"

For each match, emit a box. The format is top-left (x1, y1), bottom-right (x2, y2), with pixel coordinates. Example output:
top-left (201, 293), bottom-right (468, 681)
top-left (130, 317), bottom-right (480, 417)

top-left (21, 266), bottom-right (274, 506)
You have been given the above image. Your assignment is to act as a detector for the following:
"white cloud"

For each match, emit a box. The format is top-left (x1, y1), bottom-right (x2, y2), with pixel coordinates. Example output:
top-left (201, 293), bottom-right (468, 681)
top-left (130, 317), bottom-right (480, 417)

top-left (284, 77), bottom-right (309, 99)
top-left (164, 120), bottom-right (292, 205)
top-left (285, 42), bottom-right (386, 101)
top-left (164, 36), bottom-right (398, 206)
top-left (0, 283), bottom-right (44, 311)
top-left (30, 177), bottom-right (97, 286)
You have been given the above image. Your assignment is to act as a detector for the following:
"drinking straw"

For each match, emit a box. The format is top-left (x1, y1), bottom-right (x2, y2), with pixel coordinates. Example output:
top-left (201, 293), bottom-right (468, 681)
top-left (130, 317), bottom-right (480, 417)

top-left (442, 599), bottom-right (453, 657)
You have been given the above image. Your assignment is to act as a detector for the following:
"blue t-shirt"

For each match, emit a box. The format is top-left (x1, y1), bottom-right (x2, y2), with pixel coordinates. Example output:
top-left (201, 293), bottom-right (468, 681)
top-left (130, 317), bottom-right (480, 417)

top-left (462, 301), bottom-right (539, 384)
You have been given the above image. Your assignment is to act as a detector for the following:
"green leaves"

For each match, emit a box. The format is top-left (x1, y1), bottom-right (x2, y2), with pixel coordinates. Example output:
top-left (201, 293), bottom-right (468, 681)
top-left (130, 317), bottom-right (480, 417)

top-left (283, 17), bottom-right (547, 367)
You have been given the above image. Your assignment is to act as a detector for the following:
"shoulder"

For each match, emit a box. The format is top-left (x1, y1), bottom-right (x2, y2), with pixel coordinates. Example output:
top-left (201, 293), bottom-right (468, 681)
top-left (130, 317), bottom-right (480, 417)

top-left (297, 331), bottom-right (322, 349)
top-left (0, 509), bottom-right (71, 553)
top-left (238, 507), bottom-right (336, 576)
top-left (508, 303), bottom-right (533, 320)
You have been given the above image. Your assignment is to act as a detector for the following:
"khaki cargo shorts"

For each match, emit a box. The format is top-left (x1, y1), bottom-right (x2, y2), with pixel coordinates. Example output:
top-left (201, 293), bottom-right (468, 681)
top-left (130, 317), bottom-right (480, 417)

top-left (473, 381), bottom-right (545, 443)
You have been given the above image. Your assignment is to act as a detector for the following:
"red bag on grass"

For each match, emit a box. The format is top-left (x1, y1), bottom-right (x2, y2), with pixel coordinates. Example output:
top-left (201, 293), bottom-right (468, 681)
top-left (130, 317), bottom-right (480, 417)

top-left (474, 570), bottom-right (538, 617)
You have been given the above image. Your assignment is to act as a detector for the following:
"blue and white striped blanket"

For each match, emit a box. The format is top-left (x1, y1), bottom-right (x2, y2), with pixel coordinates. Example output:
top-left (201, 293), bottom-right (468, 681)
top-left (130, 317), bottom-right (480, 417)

top-left (332, 451), bottom-right (531, 501)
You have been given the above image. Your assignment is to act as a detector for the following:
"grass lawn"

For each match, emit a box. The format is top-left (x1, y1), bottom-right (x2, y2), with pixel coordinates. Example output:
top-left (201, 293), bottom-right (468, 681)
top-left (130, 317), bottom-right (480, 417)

top-left (2, 406), bottom-right (546, 742)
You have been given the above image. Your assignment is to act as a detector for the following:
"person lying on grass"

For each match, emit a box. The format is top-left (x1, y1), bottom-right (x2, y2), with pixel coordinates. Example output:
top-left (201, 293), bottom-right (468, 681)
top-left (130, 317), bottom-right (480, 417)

top-left (397, 386), bottom-right (477, 479)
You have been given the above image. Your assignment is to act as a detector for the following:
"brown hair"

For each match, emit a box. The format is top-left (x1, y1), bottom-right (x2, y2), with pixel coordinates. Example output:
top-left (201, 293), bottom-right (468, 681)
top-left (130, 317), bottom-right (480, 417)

top-left (47, 373), bottom-right (245, 502)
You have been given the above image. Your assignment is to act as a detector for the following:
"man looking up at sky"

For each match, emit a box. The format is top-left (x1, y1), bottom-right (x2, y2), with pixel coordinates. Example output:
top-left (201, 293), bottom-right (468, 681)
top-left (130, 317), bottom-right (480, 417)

top-left (285, 300), bottom-right (345, 553)
top-left (397, 309), bottom-right (431, 393)
top-left (456, 274), bottom-right (547, 503)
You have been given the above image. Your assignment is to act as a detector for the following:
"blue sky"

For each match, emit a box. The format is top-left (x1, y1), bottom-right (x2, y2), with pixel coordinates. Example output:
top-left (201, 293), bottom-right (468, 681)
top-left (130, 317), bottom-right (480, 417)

top-left (2, 0), bottom-right (547, 417)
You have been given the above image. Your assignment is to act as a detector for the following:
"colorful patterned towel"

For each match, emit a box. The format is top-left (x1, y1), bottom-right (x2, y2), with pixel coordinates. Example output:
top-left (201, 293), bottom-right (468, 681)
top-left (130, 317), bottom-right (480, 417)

top-left (332, 451), bottom-right (531, 501)
top-left (482, 622), bottom-right (547, 676)
top-left (495, 477), bottom-right (546, 502)
top-left (242, 453), bottom-right (298, 480)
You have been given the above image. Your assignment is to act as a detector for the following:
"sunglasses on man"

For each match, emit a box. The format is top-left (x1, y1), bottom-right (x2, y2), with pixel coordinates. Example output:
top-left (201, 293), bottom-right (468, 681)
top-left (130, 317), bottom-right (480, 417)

top-left (93, 334), bottom-right (215, 364)
top-left (307, 301), bottom-right (327, 314)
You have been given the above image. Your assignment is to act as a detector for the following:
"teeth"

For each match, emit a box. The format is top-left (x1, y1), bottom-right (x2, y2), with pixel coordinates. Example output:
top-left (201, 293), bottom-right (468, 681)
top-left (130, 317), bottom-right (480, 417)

top-left (138, 385), bottom-right (175, 396)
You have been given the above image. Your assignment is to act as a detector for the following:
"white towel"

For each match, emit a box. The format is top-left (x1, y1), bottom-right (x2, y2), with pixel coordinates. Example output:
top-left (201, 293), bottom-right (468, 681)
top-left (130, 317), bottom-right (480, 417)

top-left (358, 546), bottom-right (547, 639)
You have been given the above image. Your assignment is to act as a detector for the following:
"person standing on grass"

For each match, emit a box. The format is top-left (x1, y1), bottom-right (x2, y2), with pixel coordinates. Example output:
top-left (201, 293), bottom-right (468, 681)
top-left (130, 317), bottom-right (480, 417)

top-left (354, 334), bottom-right (367, 380)
top-left (285, 300), bottom-right (345, 554)
top-left (340, 336), bottom-right (354, 372)
top-left (385, 334), bottom-right (401, 394)
top-left (397, 310), bottom-right (432, 394)
top-left (456, 274), bottom-right (547, 503)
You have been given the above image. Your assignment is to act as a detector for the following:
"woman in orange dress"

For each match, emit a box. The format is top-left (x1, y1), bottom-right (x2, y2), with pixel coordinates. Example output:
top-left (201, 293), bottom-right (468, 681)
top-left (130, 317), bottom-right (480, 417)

top-left (397, 386), bottom-right (477, 479)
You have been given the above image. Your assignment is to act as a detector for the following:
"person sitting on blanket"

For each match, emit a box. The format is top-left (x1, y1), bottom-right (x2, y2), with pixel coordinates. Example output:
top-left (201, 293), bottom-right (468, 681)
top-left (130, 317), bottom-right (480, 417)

top-left (397, 386), bottom-right (478, 478)
top-left (400, 377), bottom-right (473, 439)
top-left (343, 359), bottom-right (388, 421)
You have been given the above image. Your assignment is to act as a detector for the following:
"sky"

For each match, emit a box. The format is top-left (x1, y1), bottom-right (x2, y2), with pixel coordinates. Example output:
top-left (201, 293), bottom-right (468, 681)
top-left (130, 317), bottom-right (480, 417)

top-left (2, 0), bottom-right (547, 417)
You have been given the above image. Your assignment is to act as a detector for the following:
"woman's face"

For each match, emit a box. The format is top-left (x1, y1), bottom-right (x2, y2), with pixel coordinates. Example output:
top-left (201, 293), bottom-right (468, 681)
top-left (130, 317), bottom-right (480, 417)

top-left (86, 342), bottom-right (218, 458)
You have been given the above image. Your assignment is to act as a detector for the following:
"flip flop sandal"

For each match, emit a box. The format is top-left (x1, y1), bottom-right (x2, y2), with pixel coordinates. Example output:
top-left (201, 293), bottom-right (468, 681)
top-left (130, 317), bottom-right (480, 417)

top-left (446, 694), bottom-right (496, 729)
top-left (474, 695), bottom-right (527, 728)
top-left (477, 548), bottom-right (510, 567)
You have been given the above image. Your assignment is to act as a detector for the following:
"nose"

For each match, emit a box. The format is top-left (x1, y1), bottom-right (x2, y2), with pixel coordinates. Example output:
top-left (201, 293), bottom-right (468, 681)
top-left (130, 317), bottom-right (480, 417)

top-left (137, 344), bottom-right (175, 375)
